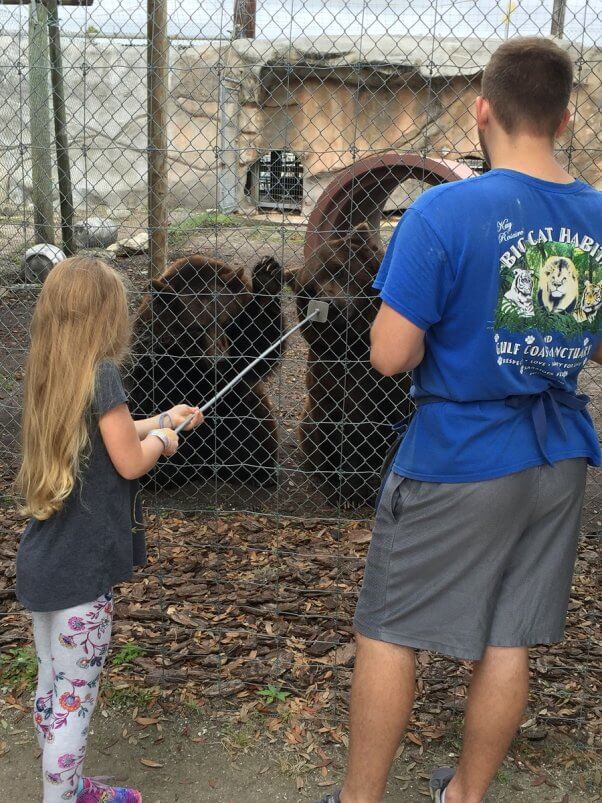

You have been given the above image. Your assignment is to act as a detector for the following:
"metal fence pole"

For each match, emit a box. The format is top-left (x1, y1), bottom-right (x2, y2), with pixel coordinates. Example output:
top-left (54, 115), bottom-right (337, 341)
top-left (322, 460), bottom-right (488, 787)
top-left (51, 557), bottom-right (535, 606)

top-left (46, 0), bottom-right (75, 256)
top-left (233, 0), bottom-right (256, 39)
top-left (28, 0), bottom-right (55, 244)
top-left (147, 0), bottom-right (169, 280)
top-left (551, 0), bottom-right (567, 37)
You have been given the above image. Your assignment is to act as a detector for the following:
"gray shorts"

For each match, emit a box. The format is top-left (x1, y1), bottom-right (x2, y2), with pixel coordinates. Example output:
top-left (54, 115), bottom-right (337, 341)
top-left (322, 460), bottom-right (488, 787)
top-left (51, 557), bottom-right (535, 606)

top-left (354, 459), bottom-right (588, 661)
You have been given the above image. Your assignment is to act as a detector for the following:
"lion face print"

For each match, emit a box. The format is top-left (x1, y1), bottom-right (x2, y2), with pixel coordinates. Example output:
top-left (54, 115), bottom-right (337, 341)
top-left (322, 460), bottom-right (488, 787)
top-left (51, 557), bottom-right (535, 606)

top-left (495, 235), bottom-right (601, 337)
top-left (537, 256), bottom-right (580, 314)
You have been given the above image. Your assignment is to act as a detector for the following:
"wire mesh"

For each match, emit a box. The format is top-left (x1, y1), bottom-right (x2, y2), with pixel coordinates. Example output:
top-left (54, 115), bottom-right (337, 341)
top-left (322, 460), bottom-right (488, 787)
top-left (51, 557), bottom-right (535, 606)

top-left (0, 0), bottom-right (600, 755)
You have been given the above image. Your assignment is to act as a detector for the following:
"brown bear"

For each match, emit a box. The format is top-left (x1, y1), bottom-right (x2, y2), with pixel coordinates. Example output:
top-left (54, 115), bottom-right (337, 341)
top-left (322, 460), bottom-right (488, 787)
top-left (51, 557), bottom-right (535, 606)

top-left (129, 254), bottom-right (285, 488)
top-left (290, 224), bottom-right (413, 506)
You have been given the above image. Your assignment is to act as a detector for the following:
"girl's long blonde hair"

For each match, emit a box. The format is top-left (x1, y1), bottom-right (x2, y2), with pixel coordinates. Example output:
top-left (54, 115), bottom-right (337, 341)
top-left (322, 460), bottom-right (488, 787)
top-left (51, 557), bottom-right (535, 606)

top-left (16, 257), bottom-right (131, 520)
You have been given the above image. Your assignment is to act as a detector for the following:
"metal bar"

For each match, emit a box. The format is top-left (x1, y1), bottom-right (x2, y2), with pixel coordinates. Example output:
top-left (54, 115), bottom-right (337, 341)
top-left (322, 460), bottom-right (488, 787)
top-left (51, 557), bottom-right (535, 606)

top-left (232, 0), bottom-right (256, 39)
top-left (4, 1), bottom-right (93, 4)
top-left (46, 0), bottom-right (75, 255)
top-left (217, 78), bottom-right (239, 213)
top-left (174, 307), bottom-right (321, 434)
top-left (551, 0), bottom-right (567, 37)
top-left (57, 32), bottom-right (232, 42)
top-left (147, 0), bottom-right (169, 279)
top-left (28, 0), bottom-right (55, 244)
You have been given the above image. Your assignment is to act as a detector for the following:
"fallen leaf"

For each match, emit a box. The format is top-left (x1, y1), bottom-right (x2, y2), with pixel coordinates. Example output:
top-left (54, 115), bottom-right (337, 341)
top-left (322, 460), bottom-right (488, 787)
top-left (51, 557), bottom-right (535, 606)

top-left (140, 759), bottom-right (164, 768)
top-left (347, 529), bottom-right (372, 544)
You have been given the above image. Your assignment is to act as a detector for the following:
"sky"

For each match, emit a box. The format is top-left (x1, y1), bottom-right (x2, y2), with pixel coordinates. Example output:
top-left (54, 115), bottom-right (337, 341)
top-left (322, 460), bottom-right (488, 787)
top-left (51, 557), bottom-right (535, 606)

top-left (0, 0), bottom-right (599, 45)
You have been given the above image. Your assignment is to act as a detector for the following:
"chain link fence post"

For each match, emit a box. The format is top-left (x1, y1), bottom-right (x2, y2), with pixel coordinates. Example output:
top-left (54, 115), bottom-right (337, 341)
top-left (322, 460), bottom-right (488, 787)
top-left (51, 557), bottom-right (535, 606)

top-left (28, 0), bottom-right (54, 244)
top-left (147, 0), bottom-right (168, 279)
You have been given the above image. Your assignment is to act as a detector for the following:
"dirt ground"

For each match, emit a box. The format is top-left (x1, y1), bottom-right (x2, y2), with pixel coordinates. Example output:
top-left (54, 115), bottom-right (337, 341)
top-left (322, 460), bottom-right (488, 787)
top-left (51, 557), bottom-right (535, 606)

top-left (0, 704), bottom-right (599, 803)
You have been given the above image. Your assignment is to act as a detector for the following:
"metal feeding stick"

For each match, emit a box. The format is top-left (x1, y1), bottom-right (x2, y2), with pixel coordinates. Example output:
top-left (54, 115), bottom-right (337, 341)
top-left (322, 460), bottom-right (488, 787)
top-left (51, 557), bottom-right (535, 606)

top-left (174, 299), bottom-right (329, 434)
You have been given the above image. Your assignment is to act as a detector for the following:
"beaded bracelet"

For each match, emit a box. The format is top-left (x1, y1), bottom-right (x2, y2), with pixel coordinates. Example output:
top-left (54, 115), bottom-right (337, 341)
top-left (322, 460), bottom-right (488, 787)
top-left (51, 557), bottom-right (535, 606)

top-left (158, 411), bottom-right (173, 429)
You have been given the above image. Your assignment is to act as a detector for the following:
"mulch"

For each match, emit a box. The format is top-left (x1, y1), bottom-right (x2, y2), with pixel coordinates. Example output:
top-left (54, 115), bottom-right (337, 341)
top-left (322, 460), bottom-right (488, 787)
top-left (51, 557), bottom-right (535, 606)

top-left (1, 474), bottom-right (600, 759)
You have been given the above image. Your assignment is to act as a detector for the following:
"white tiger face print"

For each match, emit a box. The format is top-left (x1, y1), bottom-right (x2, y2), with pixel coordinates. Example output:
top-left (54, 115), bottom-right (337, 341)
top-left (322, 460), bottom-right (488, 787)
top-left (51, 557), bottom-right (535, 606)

top-left (513, 268), bottom-right (533, 297)
top-left (503, 267), bottom-right (535, 317)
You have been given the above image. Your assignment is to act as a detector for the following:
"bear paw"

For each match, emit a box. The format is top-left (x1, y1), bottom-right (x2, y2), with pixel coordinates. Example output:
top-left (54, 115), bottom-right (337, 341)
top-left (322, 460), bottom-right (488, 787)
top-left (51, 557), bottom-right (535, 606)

top-left (252, 256), bottom-right (283, 296)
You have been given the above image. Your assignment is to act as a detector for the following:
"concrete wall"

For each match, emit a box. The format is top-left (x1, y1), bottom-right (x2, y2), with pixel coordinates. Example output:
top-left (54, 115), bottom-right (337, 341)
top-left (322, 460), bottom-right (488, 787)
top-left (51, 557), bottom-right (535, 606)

top-left (0, 34), bottom-right (599, 220)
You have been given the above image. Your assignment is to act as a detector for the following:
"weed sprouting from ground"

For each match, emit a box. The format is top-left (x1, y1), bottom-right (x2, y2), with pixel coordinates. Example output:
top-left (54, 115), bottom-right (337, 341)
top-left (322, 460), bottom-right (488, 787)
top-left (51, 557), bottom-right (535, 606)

top-left (256, 684), bottom-right (290, 705)
top-left (111, 642), bottom-right (146, 667)
top-left (102, 681), bottom-right (154, 710)
top-left (0, 646), bottom-right (37, 691)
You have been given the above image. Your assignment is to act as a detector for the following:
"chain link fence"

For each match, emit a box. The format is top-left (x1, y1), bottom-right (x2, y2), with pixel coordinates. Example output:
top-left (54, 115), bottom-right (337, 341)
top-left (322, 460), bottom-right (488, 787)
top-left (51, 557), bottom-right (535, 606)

top-left (0, 0), bottom-right (600, 755)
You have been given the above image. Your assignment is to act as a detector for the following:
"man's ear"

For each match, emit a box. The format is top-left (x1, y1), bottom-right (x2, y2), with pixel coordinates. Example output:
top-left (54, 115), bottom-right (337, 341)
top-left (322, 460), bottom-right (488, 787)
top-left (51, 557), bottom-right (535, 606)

top-left (475, 95), bottom-right (489, 130)
top-left (556, 108), bottom-right (571, 137)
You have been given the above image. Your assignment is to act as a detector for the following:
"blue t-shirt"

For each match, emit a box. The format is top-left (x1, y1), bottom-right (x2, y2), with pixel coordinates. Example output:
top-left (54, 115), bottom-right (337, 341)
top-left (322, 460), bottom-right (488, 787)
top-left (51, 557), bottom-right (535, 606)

top-left (375, 168), bottom-right (602, 482)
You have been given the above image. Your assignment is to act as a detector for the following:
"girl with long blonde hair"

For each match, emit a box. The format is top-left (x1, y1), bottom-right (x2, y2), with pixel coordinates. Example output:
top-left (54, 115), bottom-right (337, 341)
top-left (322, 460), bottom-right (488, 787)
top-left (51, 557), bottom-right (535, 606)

top-left (15, 257), bottom-right (203, 803)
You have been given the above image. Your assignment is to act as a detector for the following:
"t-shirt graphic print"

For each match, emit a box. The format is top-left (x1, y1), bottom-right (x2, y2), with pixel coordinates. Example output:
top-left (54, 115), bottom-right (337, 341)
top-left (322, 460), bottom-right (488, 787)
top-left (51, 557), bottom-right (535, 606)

top-left (494, 232), bottom-right (601, 381)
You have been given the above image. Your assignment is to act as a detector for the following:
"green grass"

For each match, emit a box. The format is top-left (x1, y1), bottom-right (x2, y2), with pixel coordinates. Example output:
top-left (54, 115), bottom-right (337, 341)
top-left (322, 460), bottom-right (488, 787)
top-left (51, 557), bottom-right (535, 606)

top-left (246, 225), bottom-right (305, 244)
top-left (168, 211), bottom-right (307, 248)
top-left (102, 682), bottom-right (154, 710)
top-left (168, 211), bottom-right (244, 245)
top-left (111, 642), bottom-right (146, 667)
top-left (0, 646), bottom-right (38, 691)
top-left (0, 372), bottom-right (16, 395)
top-left (221, 720), bottom-right (258, 750)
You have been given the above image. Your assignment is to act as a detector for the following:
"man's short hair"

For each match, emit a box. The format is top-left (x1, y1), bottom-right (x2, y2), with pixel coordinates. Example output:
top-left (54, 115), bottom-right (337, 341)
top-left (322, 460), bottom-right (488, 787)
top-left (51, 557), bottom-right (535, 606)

top-left (481, 37), bottom-right (574, 137)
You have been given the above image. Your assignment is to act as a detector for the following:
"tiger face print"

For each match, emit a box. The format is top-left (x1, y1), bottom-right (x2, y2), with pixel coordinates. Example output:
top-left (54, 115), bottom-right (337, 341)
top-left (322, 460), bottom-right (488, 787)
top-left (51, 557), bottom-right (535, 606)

top-left (502, 267), bottom-right (534, 317)
top-left (574, 279), bottom-right (602, 323)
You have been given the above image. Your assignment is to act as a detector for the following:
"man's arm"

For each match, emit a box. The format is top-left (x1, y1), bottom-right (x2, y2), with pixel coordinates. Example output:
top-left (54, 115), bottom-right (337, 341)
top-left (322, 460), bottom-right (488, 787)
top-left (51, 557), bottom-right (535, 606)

top-left (370, 302), bottom-right (426, 376)
top-left (368, 208), bottom-right (450, 377)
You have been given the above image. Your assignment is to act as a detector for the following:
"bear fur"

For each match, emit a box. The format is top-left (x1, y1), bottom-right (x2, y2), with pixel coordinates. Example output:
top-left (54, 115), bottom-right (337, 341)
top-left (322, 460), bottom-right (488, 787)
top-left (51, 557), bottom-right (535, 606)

top-left (290, 224), bottom-right (413, 506)
top-left (129, 254), bottom-right (285, 488)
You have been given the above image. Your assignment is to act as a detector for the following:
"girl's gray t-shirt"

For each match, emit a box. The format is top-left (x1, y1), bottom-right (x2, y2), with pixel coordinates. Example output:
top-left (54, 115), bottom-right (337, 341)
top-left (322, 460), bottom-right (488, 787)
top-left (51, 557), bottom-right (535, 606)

top-left (16, 361), bottom-right (146, 612)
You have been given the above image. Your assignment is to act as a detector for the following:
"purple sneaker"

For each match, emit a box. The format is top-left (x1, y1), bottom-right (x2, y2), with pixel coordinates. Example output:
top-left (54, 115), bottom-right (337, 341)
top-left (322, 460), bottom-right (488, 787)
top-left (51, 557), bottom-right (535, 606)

top-left (76, 777), bottom-right (142, 802)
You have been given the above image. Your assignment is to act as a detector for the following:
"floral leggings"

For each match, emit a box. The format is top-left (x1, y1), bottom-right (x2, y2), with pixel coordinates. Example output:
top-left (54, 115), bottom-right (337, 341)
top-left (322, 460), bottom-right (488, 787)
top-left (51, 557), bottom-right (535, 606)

top-left (32, 592), bottom-right (113, 803)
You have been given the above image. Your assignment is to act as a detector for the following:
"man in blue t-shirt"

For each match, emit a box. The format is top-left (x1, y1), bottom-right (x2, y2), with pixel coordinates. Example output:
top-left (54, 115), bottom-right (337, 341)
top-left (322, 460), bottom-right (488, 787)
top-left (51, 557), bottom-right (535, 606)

top-left (315, 37), bottom-right (601, 803)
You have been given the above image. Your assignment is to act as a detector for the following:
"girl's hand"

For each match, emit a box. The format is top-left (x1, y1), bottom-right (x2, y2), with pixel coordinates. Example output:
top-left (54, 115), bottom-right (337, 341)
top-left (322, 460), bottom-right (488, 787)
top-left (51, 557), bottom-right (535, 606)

top-left (166, 405), bottom-right (204, 430)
